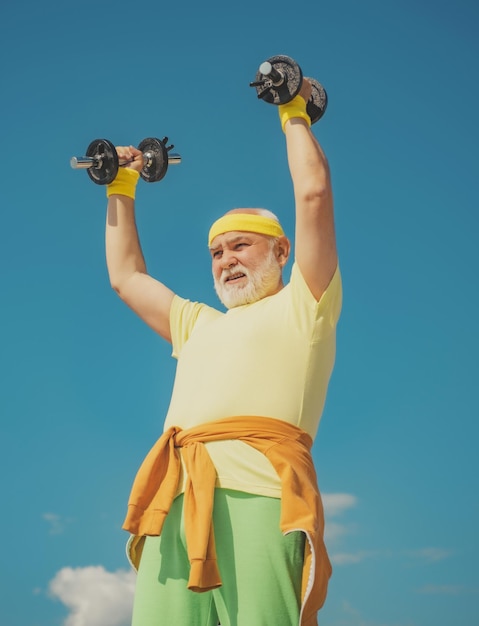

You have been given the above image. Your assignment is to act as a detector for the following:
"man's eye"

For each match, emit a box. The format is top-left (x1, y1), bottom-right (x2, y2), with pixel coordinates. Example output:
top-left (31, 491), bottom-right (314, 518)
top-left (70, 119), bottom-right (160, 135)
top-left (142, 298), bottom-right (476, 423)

top-left (213, 250), bottom-right (222, 259)
top-left (235, 243), bottom-right (247, 250)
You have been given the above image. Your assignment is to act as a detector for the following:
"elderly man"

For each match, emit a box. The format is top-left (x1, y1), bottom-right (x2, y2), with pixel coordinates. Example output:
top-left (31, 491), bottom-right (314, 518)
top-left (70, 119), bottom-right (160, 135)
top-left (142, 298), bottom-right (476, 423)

top-left (105, 78), bottom-right (341, 626)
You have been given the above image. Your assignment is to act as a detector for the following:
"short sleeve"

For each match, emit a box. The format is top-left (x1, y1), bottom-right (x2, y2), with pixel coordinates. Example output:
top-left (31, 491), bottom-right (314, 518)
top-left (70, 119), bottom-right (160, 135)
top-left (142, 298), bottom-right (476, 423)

top-left (315, 265), bottom-right (342, 328)
top-left (169, 296), bottom-right (221, 359)
top-left (289, 263), bottom-right (342, 334)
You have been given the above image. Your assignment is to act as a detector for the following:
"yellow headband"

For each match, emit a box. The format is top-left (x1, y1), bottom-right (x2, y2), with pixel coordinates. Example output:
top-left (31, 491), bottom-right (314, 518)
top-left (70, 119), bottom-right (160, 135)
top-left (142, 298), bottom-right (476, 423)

top-left (208, 214), bottom-right (285, 247)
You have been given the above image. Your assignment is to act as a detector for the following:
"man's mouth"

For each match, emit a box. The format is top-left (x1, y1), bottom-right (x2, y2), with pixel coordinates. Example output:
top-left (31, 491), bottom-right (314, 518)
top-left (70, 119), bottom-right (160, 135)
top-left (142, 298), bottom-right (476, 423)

top-left (224, 272), bottom-right (246, 284)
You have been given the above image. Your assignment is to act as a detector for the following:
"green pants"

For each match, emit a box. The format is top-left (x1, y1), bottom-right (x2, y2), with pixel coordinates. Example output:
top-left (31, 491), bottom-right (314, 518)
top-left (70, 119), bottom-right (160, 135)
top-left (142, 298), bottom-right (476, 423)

top-left (132, 489), bottom-right (305, 626)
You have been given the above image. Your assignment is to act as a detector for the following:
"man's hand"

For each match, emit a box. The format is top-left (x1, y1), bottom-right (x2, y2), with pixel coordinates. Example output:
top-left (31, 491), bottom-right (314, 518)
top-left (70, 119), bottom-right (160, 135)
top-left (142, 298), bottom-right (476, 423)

top-left (116, 145), bottom-right (144, 173)
top-left (298, 78), bottom-right (312, 104)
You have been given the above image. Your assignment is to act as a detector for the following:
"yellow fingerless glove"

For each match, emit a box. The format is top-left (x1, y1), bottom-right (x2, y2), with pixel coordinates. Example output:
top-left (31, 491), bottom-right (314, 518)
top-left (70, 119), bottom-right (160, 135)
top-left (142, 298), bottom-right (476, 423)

top-left (278, 95), bottom-right (311, 133)
top-left (106, 167), bottom-right (141, 199)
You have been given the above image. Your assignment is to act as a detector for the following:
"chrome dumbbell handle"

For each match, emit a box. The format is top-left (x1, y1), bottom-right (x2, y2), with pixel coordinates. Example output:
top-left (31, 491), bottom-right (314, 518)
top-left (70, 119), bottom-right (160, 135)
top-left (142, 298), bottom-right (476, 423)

top-left (70, 156), bottom-right (99, 170)
top-left (143, 150), bottom-right (182, 167)
top-left (258, 61), bottom-right (285, 87)
top-left (70, 152), bottom-right (182, 171)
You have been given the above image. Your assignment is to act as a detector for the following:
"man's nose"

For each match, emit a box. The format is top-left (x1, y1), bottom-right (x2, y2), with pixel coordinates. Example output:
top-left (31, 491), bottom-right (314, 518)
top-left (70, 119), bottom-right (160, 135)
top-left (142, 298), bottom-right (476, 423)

top-left (221, 250), bottom-right (238, 269)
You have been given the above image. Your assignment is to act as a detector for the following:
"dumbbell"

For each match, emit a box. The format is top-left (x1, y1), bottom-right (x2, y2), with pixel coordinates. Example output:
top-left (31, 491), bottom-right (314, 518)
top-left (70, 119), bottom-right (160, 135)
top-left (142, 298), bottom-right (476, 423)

top-left (249, 55), bottom-right (328, 124)
top-left (70, 137), bottom-right (181, 185)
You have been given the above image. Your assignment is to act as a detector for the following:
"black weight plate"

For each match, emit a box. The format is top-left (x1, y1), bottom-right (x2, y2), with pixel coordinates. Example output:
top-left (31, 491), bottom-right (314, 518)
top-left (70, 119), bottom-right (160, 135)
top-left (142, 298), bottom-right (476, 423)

top-left (306, 78), bottom-right (328, 124)
top-left (85, 139), bottom-right (118, 185)
top-left (138, 137), bottom-right (168, 183)
top-left (253, 55), bottom-right (303, 105)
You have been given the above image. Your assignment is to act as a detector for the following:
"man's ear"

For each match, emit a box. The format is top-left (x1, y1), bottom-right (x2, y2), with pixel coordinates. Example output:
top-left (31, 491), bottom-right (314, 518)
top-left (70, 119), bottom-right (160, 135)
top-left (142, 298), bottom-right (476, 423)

top-left (275, 236), bottom-right (291, 267)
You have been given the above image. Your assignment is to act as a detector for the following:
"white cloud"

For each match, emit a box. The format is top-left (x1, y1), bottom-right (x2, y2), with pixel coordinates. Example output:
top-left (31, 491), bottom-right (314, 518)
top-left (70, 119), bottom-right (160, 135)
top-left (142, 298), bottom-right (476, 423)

top-left (408, 547), bottom-right (453, 563)
top-left (327, 600), bottom-right (416, 626)
top-left (323, 493), bottom-right (358, 517)
top-left (416, 584), bottom-right (462, 595)
top-left (49, 566), bottom-right (136, 626)
top-left (43, 512), bottom-right (69, 535)
top-left (331, 551), bottom-right (369, 565)
top-left (331, 550), bottom-right (385, 565)
top-left (322, 492), bottom-right (358, 546)
top-left (417, 584), bottom-right (479, 595)
top-left (324, 520), bottom-right (352, 542)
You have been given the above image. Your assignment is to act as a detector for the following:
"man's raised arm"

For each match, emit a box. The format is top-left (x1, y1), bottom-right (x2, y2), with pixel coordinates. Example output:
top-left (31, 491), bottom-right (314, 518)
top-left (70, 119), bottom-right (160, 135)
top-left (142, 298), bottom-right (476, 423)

top-left (105, 145), bottom-right (175, 342)
top-left (282, 81), bottom-right (338, 301)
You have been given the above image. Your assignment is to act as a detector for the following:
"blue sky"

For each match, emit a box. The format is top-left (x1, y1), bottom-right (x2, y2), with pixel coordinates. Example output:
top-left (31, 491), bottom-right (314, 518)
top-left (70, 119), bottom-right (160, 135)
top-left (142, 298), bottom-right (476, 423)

top-left (1, 0), bottom-right (478, 625)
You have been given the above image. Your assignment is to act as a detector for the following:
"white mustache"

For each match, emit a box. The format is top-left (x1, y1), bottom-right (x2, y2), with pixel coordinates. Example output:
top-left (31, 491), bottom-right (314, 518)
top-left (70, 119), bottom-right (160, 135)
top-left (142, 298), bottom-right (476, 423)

top-left (221, 264), bottom-right (249, 284)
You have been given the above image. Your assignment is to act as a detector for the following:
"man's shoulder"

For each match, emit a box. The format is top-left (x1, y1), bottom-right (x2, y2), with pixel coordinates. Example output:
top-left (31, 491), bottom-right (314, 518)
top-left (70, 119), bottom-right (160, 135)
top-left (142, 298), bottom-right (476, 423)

top-left (278, 262), bottom-right (342, 329)
top-left (171, 294), bottom-right (223, 324)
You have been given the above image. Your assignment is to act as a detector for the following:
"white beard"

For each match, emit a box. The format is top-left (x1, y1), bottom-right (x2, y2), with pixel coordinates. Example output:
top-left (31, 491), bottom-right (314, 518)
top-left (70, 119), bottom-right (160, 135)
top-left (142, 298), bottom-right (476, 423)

top-left (214, 245), bottom-right (282, 309)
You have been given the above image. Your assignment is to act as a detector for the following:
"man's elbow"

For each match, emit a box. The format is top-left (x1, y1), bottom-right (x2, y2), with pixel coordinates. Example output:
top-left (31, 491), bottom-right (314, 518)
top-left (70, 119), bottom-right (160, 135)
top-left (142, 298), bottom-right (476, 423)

top-left (297, 170), bottom-right (331, 200)
top-left (310, 184), bottom-right (329, 200)
top-left (108, 272), bottom-right (132, 300)
top-left (300, 184), bottom-right (332, 212)
top-left (109, 277), bottom-right (125, 299)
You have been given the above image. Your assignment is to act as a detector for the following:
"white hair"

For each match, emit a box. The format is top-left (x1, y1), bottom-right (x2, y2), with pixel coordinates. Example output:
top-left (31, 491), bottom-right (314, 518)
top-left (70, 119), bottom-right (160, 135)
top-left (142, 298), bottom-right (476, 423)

top-left (255, 208), bottom-right (281, 222)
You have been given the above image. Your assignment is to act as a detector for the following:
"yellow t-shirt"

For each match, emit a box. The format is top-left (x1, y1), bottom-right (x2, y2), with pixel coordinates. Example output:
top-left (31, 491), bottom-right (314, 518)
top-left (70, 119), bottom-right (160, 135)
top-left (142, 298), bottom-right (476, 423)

top-left (164, 262), bottom-right (342, 497)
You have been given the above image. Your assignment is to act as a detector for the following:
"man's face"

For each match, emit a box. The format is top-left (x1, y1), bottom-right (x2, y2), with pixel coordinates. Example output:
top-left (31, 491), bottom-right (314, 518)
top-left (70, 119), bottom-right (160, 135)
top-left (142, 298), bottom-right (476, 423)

top-left (210, 231), bottom-right (284, 309)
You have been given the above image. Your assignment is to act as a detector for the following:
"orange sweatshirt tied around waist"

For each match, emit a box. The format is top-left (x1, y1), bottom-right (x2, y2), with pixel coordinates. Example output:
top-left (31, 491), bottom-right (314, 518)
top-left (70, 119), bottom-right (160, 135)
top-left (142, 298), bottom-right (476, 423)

top-left (123, 416), bottom-right (332, 626)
